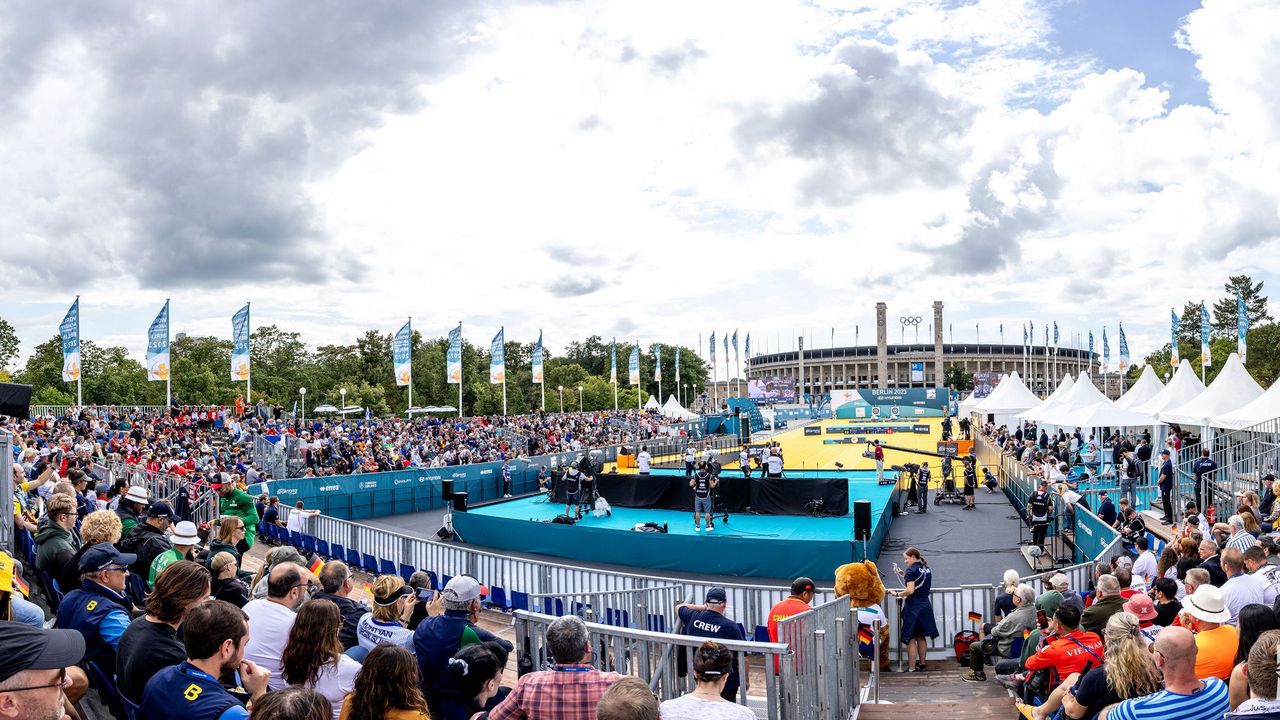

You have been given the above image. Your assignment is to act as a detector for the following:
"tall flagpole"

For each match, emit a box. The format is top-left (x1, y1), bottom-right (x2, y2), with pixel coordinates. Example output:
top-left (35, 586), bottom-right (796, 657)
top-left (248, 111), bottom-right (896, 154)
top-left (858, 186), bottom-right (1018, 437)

top-left (76, 295), bottom-right (82, 407)
top-left (245, 302), bottom-right (251, 404)
top-left (165, 299), bottom-right (171, 409)
top-left (500, 326), bottom-right (507, 416)
top-left (637, 340), bottom-right (642, 411)
top-left (407, 316), bottom-right (414, 412)
top-left (540, 329), bottom-right (545, 412)
top-left (458, 322), bottom-right (463, 418)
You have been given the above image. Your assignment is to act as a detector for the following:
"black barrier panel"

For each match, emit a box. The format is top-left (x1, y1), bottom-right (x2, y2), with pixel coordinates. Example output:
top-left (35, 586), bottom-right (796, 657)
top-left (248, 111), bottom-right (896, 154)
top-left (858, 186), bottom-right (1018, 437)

top-left (590, 473), bottom-right (849, 515)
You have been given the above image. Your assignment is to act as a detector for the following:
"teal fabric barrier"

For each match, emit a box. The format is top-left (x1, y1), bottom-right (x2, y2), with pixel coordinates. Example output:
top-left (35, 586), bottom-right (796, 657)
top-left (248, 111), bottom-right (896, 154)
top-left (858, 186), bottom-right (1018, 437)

top-left (1072, 507), bottom-right (1119, 564)
top-left (249, 445), bottom-right (628, 520)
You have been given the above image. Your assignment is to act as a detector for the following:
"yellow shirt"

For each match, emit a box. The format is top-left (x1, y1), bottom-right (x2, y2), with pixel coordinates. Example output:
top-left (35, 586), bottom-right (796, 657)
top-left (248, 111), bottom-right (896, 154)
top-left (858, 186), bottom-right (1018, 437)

top-left (1194, 624), bottom-right (1238, 680)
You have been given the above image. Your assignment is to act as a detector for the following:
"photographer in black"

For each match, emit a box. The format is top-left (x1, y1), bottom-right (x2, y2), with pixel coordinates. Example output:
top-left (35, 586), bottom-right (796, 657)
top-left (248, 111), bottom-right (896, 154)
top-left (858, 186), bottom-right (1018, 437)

top-left (915, 462), bottom-right (931, 513)
top-left (561, 462), bottom-right (583, 520)
top-left (1027, 479), bottom-right (1053, 554)
top-left (691, 462), bottom-right (719, 532)
top-left (963, 455), bottom-right (977, 510)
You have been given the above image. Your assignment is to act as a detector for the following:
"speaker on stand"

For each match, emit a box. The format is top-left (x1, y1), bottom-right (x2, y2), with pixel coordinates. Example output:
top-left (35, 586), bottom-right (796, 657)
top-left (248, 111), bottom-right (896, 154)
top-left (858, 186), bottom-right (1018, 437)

top-left (437, 480), bottom-right (457, 540)
top-left (853, 499), bottom-right (872, 561)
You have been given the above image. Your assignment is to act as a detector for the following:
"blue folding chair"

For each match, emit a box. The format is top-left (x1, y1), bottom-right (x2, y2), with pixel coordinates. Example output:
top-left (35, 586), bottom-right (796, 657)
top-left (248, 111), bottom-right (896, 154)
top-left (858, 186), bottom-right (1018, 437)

top-left (380, 558), bottom-right (397, 577)
top-left (399, 563), bottom-right (416, 584)
top-left (290, 530), bottom-right (304, 548)
top-left (488, 586), bottom-right (509, 610)
top-left (329, 542), bottom-right (345, 564)
top-left (315, 539), bottom-right (331, 559)
top-left (345, 547), bottom-right (363, 571)
top-left (510, 591), bottom-right (530, 612)
top-left (753, 626), bottom-right (771, 643)
top-left (362, 553), bottom-right (379, 574)
top-left (301, 534), bottom-right (318, 554)
top-left (85, 658), bottom-right (125, 719)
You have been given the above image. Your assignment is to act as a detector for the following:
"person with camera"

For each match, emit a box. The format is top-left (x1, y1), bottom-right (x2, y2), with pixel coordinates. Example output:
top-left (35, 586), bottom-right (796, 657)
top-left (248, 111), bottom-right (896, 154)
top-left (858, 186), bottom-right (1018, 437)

top-left (691, 462), bottom-right (718, 532)
top-left (962, 584), bottom-right (1036, 683)
top-left (561, 462), bottom-right (583, 520)
top-left (1021, 604), bottom-right (1104, 704)
top-left (413, 576), bottom-right (512, 713)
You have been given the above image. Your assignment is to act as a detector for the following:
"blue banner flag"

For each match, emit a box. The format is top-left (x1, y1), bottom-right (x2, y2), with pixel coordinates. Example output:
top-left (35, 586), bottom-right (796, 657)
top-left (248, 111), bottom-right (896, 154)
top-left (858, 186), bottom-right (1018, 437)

top-left (532, 331), bottom-right (544, 384)
top-left (1200, 302), bottom-right (1211, 367)
top-left (731, 330), bottom-right (738, 361)
top-left (447, 324), bottom-right (462, 384)
top-left (1170, 309), bottom-right (1180, 368)
top-left (1022, 324), bottom-right (1027, 347)
top-left (489, 328), bottom-right (506, 384)
top-left (628, 344), bottom-right (640, 385)
top-left (654, 344), bottom-right (662, 381)
top-left (1102, 327), bottom-right (1110, 372)
top-left (709, 332), bottom-right (716, 367)
top-left (610, 338), bottom-right (618, 384)
top-left (1118, 323), bottom-right (1130, 373)
top-left (230, 304), bottom-right (250, 382)
top-left (1053, 321), bottom-right (1059, 346)
top-left (1238, 293), bottom-right (1248, 362)
top-left (1088, 331), bottom-right (1094, 357)
top-left (744, 333), bottom-right (750, 358)
top-left (723, 332), bottom-right (728, 357)
top-left (393, 320), bottom-right (412, 387)
top-left (59, 298), bottom-right (81, 382)
top-left (147, 301), bottom-right (170, 381)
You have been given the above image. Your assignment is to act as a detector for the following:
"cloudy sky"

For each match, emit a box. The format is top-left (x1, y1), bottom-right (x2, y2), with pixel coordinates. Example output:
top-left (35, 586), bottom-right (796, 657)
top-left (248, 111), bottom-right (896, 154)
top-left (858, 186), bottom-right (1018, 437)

top-left (2, 0), bottom-right (1278, 370)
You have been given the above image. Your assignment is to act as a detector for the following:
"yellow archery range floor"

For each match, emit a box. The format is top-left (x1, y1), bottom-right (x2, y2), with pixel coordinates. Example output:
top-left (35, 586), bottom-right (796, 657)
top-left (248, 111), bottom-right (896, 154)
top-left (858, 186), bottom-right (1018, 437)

top-left (729, 417), bottom-right (949, 484)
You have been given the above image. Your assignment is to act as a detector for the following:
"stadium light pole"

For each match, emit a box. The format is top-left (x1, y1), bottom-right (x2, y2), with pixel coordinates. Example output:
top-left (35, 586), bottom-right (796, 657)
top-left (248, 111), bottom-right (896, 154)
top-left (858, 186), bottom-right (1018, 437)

top-left (558, 385), bottom-right (564, 414)
top-left (299, 387), bottom-right (306, 426)
top-left (578, 385), bottom-right (583, 412)
top-left (340, 387), bottom-right (347, 418)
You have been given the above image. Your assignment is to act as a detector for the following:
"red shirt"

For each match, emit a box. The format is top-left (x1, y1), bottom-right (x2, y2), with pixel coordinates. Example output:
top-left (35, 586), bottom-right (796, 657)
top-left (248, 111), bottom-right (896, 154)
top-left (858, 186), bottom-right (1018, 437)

top-left (1024, 629), bottom-right (1104, 683)
top-left (768, 597), bottom-right (813, 672)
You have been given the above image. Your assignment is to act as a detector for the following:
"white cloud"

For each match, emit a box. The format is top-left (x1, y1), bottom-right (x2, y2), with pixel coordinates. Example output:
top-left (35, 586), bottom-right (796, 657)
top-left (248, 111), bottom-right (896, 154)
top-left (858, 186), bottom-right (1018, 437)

top-left (1, 0), bottom-right (1278, 372)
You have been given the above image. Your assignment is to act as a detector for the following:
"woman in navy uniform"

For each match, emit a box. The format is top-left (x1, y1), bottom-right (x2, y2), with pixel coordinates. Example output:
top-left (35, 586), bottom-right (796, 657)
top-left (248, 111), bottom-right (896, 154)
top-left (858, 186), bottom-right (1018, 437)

top-left (892, 547), bottom-right (938, 672)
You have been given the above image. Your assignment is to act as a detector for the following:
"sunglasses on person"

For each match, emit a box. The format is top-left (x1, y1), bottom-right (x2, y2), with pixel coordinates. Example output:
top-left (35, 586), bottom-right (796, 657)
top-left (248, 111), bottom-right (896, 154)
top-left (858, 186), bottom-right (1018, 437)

top-left (5, 668), bottom-right (71, 692)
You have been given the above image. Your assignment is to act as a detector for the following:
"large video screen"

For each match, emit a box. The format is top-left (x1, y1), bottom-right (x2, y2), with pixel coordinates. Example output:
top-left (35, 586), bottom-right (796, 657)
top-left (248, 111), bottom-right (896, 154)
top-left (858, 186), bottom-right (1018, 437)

top-left (747, 376), bottom-right (796, 402)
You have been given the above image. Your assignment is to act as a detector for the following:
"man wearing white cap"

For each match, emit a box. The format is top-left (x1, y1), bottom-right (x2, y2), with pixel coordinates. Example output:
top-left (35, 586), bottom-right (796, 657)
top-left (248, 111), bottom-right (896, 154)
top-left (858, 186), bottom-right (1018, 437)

top-left (1180, 584), bottom-right (1238, 681)
top-left (149, 521), bottom-right (200, 585)
top-left (115, 485), bottom-right (149, 536)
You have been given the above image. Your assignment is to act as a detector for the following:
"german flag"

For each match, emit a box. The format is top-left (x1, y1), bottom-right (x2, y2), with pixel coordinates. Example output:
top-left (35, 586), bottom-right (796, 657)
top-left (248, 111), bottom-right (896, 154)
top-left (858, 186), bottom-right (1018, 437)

top-left (13, 574), bottom-right (29, 598)
top-left (1023, 628), bottom-right (1032, 639)
top-left (967, 611), bottom-right (983, 623)
top-left (858, 628), bottom-right (874, 645)
top-left (362, 582), bottom-right (373, 595)
top-left (308, 556), bottom-right (325, 575)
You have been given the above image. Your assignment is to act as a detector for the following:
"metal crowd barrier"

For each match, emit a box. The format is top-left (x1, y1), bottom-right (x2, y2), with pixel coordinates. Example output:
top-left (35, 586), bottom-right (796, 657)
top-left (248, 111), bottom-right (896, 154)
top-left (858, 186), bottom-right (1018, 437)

top-left (774, 596), bottom-right (858, 720)
top-left (523, 584), bottom-right (691, 631)
top-left (29, 404), bottom-right (172, 418)
top-left (1, 432), bottom-right (13, 549)
top-left (513, 610), bottom-right (794, 720)
top-left (279, 506), bottom-right (835, 636)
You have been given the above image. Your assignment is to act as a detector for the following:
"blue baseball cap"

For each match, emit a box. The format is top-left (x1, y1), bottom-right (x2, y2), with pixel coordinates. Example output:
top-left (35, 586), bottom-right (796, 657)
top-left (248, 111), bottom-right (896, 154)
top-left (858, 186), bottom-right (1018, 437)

top-left (78, 543), bottom-right (137, 573)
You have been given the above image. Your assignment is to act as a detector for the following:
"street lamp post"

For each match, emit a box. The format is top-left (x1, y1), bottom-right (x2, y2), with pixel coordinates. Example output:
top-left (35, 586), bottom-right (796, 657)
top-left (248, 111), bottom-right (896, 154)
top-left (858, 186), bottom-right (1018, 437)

top-left (299, 387), bottom-right (306, 426)
top-left (340, 387), bottom-right (347, 418)
top-left (578, 385), bottom-right (583, 412)
top-left (558, 385), bottom-right (564, 414)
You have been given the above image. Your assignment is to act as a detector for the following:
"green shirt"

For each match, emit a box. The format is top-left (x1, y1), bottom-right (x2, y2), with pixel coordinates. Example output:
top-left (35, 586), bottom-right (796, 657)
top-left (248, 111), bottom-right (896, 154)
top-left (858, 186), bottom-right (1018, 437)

top-left (149, 547), bottom-right (186, 585)
top-left (219, 489), bottom-right (260, 546)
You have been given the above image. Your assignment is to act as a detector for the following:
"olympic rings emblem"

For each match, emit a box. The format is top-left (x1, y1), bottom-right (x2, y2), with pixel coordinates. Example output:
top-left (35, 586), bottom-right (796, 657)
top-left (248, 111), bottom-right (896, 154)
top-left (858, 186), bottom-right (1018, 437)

top-left (899, 316), bottom-right (922, 325)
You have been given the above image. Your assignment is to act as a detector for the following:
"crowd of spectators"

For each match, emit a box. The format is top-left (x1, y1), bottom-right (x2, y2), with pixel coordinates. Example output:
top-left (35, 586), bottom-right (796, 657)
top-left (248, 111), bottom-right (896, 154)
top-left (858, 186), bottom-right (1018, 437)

top-left (963, 494), bottom-right (1280, 719)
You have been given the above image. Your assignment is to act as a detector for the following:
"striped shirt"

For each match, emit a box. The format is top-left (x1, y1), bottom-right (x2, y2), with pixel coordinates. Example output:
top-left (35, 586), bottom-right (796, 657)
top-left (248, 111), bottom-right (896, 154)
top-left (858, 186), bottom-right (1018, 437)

top-left (1106, 677), bottom-right (1228, 720)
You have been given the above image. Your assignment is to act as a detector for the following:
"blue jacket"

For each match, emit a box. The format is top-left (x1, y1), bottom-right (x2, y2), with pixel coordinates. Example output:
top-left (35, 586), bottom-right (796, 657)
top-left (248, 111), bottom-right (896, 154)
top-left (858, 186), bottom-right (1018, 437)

top-left (413, 609), bottom-right (513, 698)
top-left (55, 581), bottom-right (134, 669)
top-left (139, 662), bottom-right (247, 720)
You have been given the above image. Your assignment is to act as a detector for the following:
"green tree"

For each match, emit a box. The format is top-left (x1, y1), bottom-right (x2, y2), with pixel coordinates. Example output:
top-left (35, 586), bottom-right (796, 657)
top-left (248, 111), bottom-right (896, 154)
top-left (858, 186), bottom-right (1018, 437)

top-left (1244, 323), bottom-right (1280, 386)
top-left (1176, 302), bottom-right (1203, 345)
top-left (943, 363), bottom-right (973, 391)
top-left (1212, 275), bottom-right (1271, 336)
top-left (0, 317), bottom-right (18, 372)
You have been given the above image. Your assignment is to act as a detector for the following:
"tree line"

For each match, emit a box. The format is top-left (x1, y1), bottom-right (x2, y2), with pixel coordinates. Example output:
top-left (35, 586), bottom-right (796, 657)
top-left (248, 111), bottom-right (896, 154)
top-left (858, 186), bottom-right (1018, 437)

top-left (0, 324), bottom-right (712, 417)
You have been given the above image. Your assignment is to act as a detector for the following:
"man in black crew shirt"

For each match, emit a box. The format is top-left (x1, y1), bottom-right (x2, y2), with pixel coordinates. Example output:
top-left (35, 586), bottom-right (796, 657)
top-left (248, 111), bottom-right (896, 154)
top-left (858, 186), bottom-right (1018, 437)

top-left (691, 463), bottom-right (718, 532)
top-left (676, 587), bottom-right (746, 699)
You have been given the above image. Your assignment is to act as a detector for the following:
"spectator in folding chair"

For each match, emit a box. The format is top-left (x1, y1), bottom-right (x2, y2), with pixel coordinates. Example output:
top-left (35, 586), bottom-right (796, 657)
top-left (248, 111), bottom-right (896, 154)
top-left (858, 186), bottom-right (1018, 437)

top-left (357, 576), bottom-right (419, 656)
top-left (0, 552), bottom-right (45, 628)
top-left (210, 551), bottom-right (251, 608)
top-left (54, 543), bottom-right (137, 671)
top-left (314, 561), bottom-right (371, 651)
top-left (962, 584), bottom-right (1037, 683)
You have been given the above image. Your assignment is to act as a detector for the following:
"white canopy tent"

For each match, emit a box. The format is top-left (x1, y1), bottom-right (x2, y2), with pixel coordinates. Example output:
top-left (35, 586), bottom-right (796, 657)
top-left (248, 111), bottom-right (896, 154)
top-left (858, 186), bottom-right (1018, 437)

top-left (660, 395), bottom-right (700, 421)
top-left (957, 392), bottom-right (981, 417)
top-left (1211, 378), bottom-right (1280, 430)
top-left (1130, 360), bottom-right (1205, 417)
top-left (1114, 366), bottom-right (1164, 410)
top-left (1160, 354), bottom-right (1263, 428)
top-left (1018, 375), bottom-right (1075, 423)
top-left (644, 395), bottom-right (661, 410)
top-left (1037, 373), bottom-right (1154, 428)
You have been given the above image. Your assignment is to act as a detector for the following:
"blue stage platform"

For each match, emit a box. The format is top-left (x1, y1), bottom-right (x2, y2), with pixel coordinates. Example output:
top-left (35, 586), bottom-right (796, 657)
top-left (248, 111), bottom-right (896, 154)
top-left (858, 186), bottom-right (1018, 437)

top-left (450, 472), bottom-right (895, 581)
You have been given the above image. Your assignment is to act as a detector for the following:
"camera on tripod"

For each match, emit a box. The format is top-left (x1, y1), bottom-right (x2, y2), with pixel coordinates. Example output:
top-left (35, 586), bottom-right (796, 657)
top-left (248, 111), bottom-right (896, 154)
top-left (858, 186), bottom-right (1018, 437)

top-left (902, 462), bottom-right (921, 473)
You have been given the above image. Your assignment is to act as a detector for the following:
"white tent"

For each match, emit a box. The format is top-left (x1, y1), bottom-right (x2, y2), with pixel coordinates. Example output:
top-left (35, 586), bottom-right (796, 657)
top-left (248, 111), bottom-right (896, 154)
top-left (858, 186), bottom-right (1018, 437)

top-left (1114, 365), bottom-right (1164, 410)
top-left (1209, 377), bottom-right (1280, 430)
top-left (1037, 373), bottom-right (1154, 427)
top-left (1130, 360), bottom-right (1206, 417)
top-left (1018, 375), bottom-right (1075, 422)
top-left (660, 395), bottom-right (699, 421)
top-left (958, 392), bottom-right (982, 417)
top-left (974, 371), bottom-right (1041, 414)
top-left (1160, 354), bottom-right (1263, 427)
top-left (644, 395), bottom-right (661, 410)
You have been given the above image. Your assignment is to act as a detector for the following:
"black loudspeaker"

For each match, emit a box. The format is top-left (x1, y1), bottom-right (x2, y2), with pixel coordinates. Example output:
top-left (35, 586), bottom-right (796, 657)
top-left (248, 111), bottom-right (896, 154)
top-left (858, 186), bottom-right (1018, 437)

top-left (452, 492), bottom-right (468, 513)
top-left (0, 383), bottom-right (32, 420)
top-left (853, 499), bottom-right (872, 541)
top-left (441, 479), bottom-right (454, 501)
